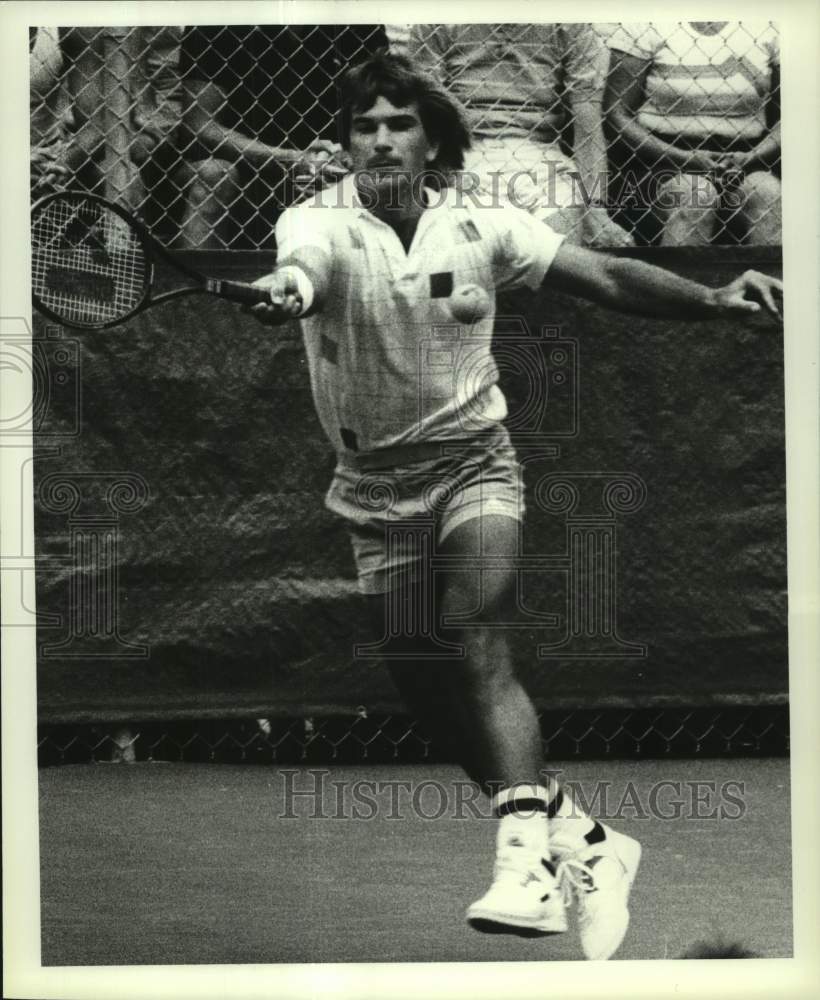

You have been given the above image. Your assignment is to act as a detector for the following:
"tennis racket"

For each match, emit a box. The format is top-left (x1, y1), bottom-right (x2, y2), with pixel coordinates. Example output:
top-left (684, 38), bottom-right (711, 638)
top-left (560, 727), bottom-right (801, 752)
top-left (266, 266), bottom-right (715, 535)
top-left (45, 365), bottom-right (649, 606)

top-left (31, 190), bottom-right (273, 330)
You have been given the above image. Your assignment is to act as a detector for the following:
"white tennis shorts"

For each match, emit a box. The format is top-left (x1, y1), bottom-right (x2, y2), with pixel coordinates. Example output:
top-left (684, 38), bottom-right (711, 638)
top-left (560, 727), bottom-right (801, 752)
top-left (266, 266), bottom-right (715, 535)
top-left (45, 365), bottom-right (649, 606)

top-left (325, 426), bottom-right (524, 594)
top-left (463, 137), bottom-right (582, 220)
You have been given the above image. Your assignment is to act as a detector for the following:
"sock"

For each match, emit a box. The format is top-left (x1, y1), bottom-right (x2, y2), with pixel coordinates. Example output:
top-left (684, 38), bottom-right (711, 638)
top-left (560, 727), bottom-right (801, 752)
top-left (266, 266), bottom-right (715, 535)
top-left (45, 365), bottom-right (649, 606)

top-left (539, 775), bottom-right (602, 849)
top-left (491, 781), bottom-right (606, 861)
top-left (491, 784), bottom-right (551, 859)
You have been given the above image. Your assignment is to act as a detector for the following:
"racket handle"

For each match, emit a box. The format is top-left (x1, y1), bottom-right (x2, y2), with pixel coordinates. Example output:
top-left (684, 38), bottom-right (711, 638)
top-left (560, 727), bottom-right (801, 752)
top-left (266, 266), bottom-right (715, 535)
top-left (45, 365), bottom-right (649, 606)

top-left (206, 279), bottom-right (271, 306)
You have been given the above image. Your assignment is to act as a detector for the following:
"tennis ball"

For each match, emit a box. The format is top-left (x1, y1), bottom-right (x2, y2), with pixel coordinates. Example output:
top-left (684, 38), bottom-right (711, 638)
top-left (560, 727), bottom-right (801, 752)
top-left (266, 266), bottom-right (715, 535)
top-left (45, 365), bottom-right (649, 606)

top-left (448, 284), bottom-right (491, 324)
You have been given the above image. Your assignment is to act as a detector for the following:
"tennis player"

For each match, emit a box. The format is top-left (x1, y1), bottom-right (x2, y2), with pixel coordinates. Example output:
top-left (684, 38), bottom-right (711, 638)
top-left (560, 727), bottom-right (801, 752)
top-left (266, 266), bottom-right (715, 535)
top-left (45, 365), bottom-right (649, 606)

top-left (247, 52), bottom-right (782, 960)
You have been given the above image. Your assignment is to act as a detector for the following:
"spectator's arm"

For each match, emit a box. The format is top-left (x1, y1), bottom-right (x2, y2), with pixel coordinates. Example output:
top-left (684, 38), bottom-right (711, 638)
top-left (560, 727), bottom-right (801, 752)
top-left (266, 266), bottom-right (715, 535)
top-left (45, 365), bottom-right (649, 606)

top-left (719, 120), bottom-right (781, 178)
top-left (570, 97), bottom-right (633, 246)
top-left (181, 80), bottom-right (341, 173)
top-left (749, 122), bottom-right (780, 170)
top-left (750, 62), bottom-right (781, 169)
top-left (563, 27), bottom-right (610, 182)
top-left (563, 26), bottom-right (632, 246)
top-left (182, 81), bottom-right (294, 167)
top-left (195, 120), bottom-right (301, 169)
top-left (604, 50), bottom-right (721, 175)
top-left (569, 95), bottom-right (611, 194)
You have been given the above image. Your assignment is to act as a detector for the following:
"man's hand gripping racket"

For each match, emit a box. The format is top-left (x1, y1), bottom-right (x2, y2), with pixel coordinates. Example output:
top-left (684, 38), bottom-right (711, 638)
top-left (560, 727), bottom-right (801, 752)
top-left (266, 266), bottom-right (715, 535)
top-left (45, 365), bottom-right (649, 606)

top-left (244, 270), bottom-right (307, 325)
top-left (30, 190), bottom-right (279, 330)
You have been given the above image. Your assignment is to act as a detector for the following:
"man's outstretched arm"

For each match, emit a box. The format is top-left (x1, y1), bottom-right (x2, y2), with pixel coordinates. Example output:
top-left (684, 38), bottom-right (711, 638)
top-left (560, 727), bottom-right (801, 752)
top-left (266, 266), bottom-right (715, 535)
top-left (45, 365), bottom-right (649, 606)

top-left (544, 242), bottom-right (783, 321)
top-left (246, 246), bottom-right (332, 325)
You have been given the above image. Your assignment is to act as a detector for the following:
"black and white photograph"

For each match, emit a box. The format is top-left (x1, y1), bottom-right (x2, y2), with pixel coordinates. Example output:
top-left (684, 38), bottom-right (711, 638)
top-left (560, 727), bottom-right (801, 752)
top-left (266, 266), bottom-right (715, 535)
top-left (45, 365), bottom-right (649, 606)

top-left (2, 0), bottom-right (818, 997)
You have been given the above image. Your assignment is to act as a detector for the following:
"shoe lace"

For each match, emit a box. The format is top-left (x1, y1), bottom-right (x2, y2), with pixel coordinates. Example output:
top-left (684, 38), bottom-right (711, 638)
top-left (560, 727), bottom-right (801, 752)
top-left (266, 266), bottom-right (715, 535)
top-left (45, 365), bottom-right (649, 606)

top-left (494, 849), bottom-right (545, 888)
top-left (554, 857), bottom-right (597, 907)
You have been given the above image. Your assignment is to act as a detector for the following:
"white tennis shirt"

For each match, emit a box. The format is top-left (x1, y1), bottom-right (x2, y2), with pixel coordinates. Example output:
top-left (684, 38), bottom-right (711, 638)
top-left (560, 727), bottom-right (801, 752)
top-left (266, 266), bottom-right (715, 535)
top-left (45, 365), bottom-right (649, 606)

top-left (275, 173), bottom-right (564, 456)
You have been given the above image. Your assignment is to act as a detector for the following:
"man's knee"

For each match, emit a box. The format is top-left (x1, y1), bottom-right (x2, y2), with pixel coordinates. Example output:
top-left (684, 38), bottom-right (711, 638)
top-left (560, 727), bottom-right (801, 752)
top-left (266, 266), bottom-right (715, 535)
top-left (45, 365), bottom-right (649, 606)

top-left (438, 559), bottom-right (518, 649)
top-left (185, 157), bottom-right (239, 199)
top-left (738, 170), bottom-right (781, 209)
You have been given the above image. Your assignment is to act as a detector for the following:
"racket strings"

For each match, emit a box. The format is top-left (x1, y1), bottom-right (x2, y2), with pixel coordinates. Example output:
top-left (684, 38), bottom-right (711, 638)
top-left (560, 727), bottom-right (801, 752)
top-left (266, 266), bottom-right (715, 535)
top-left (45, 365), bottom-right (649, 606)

top-left (32, 197), bottom-right (148, 325)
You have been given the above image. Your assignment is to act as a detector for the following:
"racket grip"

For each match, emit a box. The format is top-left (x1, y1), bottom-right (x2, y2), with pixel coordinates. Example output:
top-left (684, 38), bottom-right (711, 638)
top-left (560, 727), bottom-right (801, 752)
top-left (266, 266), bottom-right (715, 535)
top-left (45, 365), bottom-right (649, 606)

top-left (207, 279), bottom-right (272, 306)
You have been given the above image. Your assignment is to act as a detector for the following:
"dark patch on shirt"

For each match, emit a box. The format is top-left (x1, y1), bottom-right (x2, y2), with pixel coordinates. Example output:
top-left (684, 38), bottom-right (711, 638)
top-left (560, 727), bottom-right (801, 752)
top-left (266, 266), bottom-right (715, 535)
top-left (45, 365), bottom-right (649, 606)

top-left (430, 272), bottom-right (454, 298)
top-left (340, 427), bottom-right (359, 451)
top-left (457, 219), bottom-right (482, 243)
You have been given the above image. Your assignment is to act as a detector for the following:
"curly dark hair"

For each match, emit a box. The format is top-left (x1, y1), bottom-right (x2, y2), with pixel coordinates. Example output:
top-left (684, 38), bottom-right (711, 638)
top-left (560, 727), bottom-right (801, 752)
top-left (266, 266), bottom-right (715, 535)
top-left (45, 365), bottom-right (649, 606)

top-left (338, 50), bottom-right (471, 174)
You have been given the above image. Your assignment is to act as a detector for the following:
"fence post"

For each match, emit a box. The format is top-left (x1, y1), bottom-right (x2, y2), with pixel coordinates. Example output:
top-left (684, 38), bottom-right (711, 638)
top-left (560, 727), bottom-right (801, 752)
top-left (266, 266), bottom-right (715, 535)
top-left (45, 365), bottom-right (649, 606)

top-left (100, 27), bottom-right (143, 207)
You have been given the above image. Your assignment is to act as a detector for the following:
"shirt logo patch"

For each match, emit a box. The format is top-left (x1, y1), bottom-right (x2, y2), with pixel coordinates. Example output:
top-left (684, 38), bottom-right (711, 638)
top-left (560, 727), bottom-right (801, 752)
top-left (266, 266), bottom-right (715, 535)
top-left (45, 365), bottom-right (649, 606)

top-left (340, 427), bottom-right (359, 451)
top-left (430, 272), bottom-right (454, 298)
top-left (457, 220), bottom-right (482, 243)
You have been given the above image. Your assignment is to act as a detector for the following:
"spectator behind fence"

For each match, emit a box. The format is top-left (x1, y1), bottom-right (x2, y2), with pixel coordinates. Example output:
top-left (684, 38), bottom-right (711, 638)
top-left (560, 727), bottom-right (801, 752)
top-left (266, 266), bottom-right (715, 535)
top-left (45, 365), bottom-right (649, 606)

top-left (133, 24), bottom-right (386, 248)
top-left (603, 21), bottom-right (781, 246)
top-left (32, 26), bottom-right (189, 204)
top-left (388, 23), bottom-right (633, 247)
top-left (128, 27), bottom-right (186, 171)
top-left (30, 27), bottom-right (106, 194)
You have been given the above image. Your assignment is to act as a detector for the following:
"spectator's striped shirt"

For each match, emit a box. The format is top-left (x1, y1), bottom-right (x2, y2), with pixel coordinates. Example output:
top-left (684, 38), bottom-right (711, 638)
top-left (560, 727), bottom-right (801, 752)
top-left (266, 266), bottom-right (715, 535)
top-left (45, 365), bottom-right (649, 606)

top-left (602, 21), bottom-right (779, 142)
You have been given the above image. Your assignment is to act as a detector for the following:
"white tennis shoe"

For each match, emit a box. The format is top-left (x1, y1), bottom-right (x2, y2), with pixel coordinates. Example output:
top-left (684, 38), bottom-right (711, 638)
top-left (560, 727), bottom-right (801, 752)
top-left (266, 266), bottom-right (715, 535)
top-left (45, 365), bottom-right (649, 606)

top-left (552, 824), bottom-right (642, 960)
top-left (467, 841), bottom-right (568, 937)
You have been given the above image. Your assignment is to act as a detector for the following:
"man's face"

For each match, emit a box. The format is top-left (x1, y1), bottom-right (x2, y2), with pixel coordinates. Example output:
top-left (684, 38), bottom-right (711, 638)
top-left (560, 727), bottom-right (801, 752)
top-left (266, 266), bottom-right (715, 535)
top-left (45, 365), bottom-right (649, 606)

top-left (348, 96), bottom-right (438, 190)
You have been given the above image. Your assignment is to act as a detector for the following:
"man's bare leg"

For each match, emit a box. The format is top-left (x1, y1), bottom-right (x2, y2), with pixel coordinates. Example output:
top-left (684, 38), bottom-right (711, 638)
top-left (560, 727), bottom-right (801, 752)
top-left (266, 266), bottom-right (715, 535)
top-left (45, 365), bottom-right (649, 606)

top-left (366, 513), bottom-right (640, 950)
top-left (734, 171), bottom-right (782, 245)
top-left (368, 514), bottom-right (543, 793)
top-left (175, 158), bottom-right (240, 248)
top-left (654, 173), bottom-right (718, 246)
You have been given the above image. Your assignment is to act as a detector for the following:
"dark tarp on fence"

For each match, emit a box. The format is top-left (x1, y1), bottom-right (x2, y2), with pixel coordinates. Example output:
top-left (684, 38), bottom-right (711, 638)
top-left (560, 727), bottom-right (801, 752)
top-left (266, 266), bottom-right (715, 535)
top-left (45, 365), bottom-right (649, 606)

top-left (33, 247), bottom-right (786, 722)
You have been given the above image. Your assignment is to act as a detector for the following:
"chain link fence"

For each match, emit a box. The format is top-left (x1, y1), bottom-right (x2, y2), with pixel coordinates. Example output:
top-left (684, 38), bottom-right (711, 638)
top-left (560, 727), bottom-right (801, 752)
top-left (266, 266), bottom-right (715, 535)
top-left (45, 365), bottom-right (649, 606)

top-left (38, 705), bottom-right (789, 766)
top-left (30, 21), bottom-right (785, 763)
top-left (31, 21), bottom-right (781, 249)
